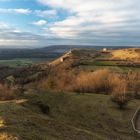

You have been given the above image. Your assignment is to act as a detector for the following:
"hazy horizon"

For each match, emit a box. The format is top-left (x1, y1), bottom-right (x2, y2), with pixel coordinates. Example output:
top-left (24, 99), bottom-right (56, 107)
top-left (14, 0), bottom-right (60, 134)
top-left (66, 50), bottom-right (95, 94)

top-left (0, 0), bottom-right (140, 48)
top-left (0, 45), bottom-right (139, 49)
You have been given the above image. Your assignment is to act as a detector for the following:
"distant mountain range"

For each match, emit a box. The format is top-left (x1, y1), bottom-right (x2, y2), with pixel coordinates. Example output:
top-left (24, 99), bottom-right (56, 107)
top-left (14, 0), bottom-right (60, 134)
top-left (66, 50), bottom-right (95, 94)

top-left (0, 45), bottom-right (138, 59)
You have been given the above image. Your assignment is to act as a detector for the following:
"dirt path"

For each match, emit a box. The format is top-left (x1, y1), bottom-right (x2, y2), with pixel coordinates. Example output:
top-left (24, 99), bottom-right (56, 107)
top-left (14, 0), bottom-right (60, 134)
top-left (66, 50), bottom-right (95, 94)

top-left (135, 112), bottom-right (140, 132)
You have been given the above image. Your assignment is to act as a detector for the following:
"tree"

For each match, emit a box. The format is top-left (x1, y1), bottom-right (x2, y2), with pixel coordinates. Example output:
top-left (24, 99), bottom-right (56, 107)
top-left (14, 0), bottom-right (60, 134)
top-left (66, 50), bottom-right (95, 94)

top-left (5, 75), bottom-right (15, 86)
top-left (111, 81), bottom-right (130, 109)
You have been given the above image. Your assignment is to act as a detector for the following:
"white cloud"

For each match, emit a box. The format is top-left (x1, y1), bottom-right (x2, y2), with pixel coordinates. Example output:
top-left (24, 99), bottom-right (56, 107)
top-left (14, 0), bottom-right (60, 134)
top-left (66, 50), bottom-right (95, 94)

top-left (14, 9), bottom-right (31, 14)
top-left (0, 0), bottom-right (140, 46)
top-left (0, 39), bottom-right (38, 46)
top-left (38, 0), bottom-right (140, 42)
top-left (0, 8), bottom-right (31, 14)
top-left (0, 22), bottom-right (46, 47)
top-left (35, 9), bottom-right (57, 18)
top-left (32, 20), bottom-right (47, 26)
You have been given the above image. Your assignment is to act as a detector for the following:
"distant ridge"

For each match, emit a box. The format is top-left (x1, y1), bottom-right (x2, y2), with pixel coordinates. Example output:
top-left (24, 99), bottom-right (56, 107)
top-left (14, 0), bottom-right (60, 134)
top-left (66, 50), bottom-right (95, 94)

top-left (0, 45), bottom-right (139, 59)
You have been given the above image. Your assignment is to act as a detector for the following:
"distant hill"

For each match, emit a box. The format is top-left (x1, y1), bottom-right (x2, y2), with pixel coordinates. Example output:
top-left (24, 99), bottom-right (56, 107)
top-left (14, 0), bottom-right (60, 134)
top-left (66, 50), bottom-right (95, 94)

top-left (0, 45), bottom-right (138, 59)
top-left (49, 48), bottom-right (100, 66)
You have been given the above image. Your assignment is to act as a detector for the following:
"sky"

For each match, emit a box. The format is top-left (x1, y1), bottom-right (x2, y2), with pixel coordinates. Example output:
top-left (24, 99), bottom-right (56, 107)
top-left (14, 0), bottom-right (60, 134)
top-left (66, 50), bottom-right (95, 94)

top-left (0, 0), bottom-right (140, 48)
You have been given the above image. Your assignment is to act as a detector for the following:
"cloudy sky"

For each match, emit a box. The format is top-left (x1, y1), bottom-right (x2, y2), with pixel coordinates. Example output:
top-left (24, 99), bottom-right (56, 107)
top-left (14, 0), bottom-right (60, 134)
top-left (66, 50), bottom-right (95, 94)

top-left (0, 0), bottom-right (140, 48)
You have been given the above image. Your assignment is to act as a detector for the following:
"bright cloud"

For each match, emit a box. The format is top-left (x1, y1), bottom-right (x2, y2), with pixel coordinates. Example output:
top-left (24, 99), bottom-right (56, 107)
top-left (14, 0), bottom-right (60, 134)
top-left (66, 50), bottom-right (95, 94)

top-left (0, 0), bottom-right (140, 47)
top-left (38, 0), bottom-right (140, 43)
top-left (0, 8), bottom-right (31, 14)
top-left (35, 9), bottom-right (57, 18)
top-left (32, 20), bottom-right (47, 26)
top-left (0, 22), bottom-right (45, 47)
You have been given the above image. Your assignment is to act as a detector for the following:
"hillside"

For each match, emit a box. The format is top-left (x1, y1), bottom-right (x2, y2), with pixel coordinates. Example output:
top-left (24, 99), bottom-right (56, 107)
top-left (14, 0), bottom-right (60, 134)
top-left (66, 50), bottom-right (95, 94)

top-left (112, 48), bottom-right (140, 61)
top-left (0, 92), bottom-right (140, 140)
top-left (49, 48), bottom-right (140, 73)
top-left (0, 48), bottom-right (139, 86)
top-left (49, 49), bottom-right (100, 66)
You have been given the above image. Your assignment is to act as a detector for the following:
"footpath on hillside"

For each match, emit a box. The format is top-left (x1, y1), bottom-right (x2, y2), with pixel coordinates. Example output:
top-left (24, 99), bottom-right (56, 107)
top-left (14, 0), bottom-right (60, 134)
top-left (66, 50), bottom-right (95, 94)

top-left (136, 112), bottom-right (140, 132)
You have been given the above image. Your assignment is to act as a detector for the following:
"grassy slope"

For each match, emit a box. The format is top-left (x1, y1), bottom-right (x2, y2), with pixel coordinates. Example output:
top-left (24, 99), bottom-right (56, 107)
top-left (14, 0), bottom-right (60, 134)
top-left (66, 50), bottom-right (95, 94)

top-left (0, 92), bottom-right (140, 140)
top-left (69, 48), bottom-right (140, 72)
top-left (112, 48), bottom-right (140, 60)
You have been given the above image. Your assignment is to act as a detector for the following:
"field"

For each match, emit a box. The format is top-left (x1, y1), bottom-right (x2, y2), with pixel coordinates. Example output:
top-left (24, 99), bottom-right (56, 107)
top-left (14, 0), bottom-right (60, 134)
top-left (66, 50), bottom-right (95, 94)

top-left (0, 58), bottom-right (50, 67)
top-left (0, 91), bottom-right (140, 140)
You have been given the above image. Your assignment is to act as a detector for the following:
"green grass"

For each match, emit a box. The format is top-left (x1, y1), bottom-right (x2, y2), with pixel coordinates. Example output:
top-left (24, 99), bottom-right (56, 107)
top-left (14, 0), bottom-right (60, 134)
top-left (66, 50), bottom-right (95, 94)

top-left (92, 61), bottom-right (117, 66)
top-left (74, 59), bottom-right (140, 73)
top-left (0, 59), bottom-right (33, 67)
top-left (74, 64), bottom-right (140, 73)
top-left (0, 58), bottom-right (50, 67)
top-left (0, 91), bottom-right (140, 140)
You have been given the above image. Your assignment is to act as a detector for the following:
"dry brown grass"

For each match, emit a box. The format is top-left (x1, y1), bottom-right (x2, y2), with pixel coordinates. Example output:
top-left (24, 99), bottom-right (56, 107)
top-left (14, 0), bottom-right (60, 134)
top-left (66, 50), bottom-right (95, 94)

top-left (112, 48), bottom-right (140, 60)
top-left (36, 68), bottom-right (140, 99)
top-left (73, 69), bottom-right (123, 94)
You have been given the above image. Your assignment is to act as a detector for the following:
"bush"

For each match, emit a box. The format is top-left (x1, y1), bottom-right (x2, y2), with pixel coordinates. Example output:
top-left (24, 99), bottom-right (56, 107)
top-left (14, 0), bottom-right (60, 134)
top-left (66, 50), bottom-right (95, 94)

top-left (37, 69), bottom-right (131, 95)
top-left (37, 70), bottom-right (75, 92)
top-left (55, 71), bottom-right (76, 91)
top-left (111, 81), bottom-right (130, 109)
top-left (0, 84), bottom-right (19, 100)
top-left (127, 72), bottom-right (140, 99)
top-left (73, 69), bottom-right (120, 94)
top-left (36, 68), bottom-right (140, 99)
top-left (37, 101), bottom-right (50, 115)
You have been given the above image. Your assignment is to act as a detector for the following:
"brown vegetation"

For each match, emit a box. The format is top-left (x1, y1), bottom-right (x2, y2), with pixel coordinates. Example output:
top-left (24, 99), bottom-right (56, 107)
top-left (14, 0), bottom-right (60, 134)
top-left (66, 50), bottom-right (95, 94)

top-left (112, 48), bottom-right (140, 61)
top-left (111, 80), bottom-right (130, 109)
top-left (74, 69), bottom-right (118, 93)
top-left (127, 71), bottom-right (140, 98)
top-left (0, 84), bottom-right (19, 100)
top-left (36, 68), bottom-right (140, 97)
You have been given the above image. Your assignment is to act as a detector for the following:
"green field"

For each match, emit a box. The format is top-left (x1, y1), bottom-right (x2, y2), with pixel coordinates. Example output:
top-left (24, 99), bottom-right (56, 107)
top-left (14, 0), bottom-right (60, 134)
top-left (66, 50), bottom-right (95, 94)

top-left (85, 60), bottom-right (118, 66)
top-left (0, 58), bottom-right (49, 67)
top-left (0, 91), bottom-right (139, 140)
top-left (74, 60), bottom-right (140, 73)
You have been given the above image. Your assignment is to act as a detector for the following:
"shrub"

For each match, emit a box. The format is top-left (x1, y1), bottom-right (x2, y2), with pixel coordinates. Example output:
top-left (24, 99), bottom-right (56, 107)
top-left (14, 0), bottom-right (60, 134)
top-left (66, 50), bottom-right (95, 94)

top-left (0, 84), bottom-right (19, 100)
top-left (36, 68), bottom-right (140, 98)
top-left (55, 72), bottom-right (76, 91)
top-left (37, 101), bottom-right (50, 115)
top-left (73, 69), bottom-right (119, 94)
top-left (127, 71), bottom-right (140, 99)
top-left (37, 70), bottom-right (75, 91)
top-left (111, 81), bottom-right (130, 109)
top-left (36, 75), bottom-right (56, 91)
top-left (47, 76), bottom-right (55, 89)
